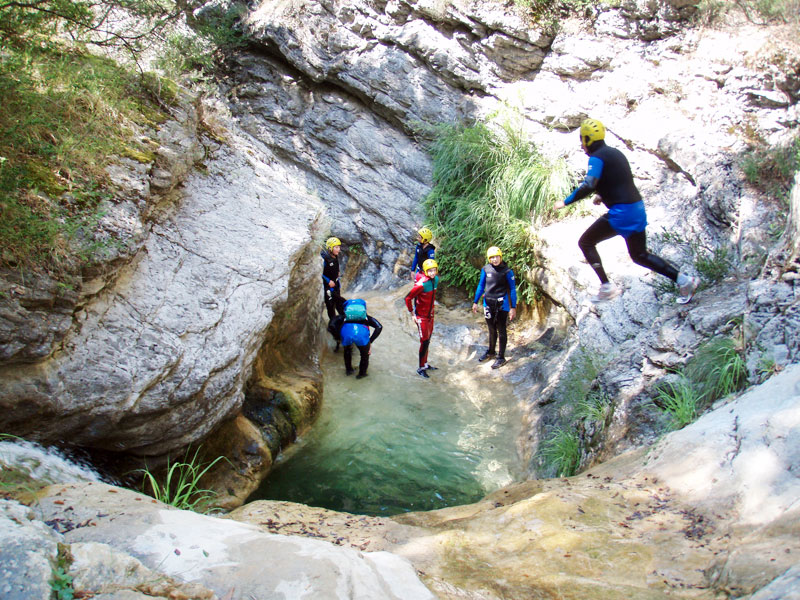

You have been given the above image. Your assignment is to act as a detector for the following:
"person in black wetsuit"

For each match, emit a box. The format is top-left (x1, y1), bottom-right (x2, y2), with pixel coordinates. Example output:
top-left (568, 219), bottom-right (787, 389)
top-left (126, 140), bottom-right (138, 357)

top-left (321, 237), bottom-right (346, 320)
top-left (327, 299), bottom-right (382, 379)
top-left (410, 226), bottom-right (436, 281)
top-left (554, 118), bottom-right (699, 304)
top-left (472, 246), bottom-right (517, 369)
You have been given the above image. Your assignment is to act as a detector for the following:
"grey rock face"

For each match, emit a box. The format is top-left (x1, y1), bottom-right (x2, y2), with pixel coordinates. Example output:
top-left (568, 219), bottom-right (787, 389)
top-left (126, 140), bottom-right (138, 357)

top-left (1, 0), bottom-right (799, 482)
top-left (0, 500), bottom-right (60, 600)
top-left (35, 483), bottom-right (435, 600)
top-left (0, 125), bottom-right (324, 455)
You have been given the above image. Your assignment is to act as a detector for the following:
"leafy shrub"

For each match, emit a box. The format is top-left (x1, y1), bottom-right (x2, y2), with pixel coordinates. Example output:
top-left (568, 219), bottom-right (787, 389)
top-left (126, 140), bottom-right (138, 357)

top-left (423, 118), bottom-right (572, 303)
top-left (694, 245), bottom-right (733, 283)
top-left (741, 136), bottom-right (800, 203)
top-left (695, 0), bottom-right (800, 24)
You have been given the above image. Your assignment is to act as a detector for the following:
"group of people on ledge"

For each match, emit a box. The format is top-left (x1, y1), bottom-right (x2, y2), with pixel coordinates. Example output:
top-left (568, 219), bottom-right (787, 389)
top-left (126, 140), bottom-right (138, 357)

top-left (321, 118), bottom-right (700, 380)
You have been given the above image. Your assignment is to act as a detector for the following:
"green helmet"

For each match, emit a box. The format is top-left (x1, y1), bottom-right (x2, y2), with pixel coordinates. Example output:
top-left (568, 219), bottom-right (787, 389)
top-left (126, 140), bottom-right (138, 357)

top-left (326, 237), bottom-right (341, 251)
top-left (580, 118), bottom-right (605, 148)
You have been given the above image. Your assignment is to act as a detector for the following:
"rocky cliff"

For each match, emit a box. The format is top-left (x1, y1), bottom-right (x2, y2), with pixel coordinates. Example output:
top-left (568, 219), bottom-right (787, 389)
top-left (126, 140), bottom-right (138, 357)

top-left (1, 0), bottom-right (799, 598)
top-left (1, 0), bottom-right (798, 522)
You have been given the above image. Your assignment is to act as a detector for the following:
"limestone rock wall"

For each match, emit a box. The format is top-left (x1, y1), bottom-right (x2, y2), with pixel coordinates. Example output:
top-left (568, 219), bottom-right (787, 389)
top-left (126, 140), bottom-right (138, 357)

top-left (0, 101), bottom-right (326, 461)
top-left (1, 0), bottom-right (798, 502)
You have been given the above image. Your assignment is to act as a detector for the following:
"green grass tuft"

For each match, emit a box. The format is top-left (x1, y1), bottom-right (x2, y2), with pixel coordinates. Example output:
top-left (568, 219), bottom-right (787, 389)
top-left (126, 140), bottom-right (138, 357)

top-left (654, 377), bottom-right (698, 430)
top-left (137, 447), bottom-right (227, 512)
top-left (540, 427), bottom-right (581, 477)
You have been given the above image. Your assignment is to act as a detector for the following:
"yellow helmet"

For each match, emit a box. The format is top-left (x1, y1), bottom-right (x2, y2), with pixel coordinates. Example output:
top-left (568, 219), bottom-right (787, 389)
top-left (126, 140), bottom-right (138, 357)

top-left (326, 237), bottom-right (341, 251)
top-left (580, 118), bottom-right (605, 148)
top-left (422, 258), bottom-right (438, 273)
top-left (487, 246), bottom-right (502, 259)
top-left (418, 227), bottom-right (433, 244)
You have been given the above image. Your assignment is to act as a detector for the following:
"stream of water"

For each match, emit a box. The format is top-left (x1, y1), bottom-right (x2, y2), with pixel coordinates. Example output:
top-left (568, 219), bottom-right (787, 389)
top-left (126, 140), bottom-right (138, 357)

top-left (249, 289), bottom-right (525, 516)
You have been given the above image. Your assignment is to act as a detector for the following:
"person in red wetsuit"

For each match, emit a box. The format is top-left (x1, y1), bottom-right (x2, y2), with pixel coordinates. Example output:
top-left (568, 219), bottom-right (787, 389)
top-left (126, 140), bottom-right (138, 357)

top-left (405, 258), bottom-right (439, 379)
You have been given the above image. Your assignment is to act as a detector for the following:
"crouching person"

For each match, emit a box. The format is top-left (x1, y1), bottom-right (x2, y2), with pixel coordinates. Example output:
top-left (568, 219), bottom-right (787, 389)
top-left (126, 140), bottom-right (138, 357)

top-left (327, 299), bottom-right (382, 379)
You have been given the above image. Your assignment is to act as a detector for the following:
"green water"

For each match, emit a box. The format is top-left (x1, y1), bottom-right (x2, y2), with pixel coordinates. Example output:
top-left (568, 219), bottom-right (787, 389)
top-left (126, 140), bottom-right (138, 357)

top-left (249, 290), bottom-right (524, 516)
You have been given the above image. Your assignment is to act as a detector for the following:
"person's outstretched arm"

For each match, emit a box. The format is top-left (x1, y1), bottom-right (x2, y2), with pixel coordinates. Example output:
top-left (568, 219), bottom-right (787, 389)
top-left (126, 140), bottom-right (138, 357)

top-left (555, 156), bottom-right (604, 209)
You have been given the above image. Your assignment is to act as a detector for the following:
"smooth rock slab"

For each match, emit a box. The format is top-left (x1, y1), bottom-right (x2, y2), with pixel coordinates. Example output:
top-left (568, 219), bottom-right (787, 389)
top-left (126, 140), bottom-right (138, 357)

top-left (36, 483), bottom-right (435, 600)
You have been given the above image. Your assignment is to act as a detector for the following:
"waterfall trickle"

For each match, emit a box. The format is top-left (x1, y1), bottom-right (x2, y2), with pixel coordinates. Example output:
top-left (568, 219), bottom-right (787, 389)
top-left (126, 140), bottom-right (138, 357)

top-left (0, 439), bottom-right (105, 485)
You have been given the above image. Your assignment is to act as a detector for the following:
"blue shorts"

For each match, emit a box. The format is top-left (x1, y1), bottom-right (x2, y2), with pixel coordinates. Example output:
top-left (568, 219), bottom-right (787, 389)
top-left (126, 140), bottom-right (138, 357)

top-left (608, 201), bottom-right (647, 238)
top-left (340, 323), bottom-right (370, 347)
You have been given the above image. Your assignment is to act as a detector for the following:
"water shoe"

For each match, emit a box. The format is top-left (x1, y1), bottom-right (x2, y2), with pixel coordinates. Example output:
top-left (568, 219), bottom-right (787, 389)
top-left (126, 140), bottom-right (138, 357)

top-left (676, 276), bottom-right (699, 304)
top-left (491, 357), bottom-right (507, 369)
top-left (478, 350), bottom-right (496, 362)
top-left (592, 283), bottom-right (621, 303)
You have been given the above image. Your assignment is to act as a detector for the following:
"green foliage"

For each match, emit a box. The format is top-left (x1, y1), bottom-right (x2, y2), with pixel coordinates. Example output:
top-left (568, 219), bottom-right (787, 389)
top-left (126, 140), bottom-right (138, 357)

top-left (513, 0), bottom-right (601, 27)
top-left (0, 40), bottom-right (170, 275)
top-left (684, 336), bottom-right (747, 405)
top-left (652, 336), bottom-right (748, 430)
top-left (50, 565), bottom-right (74, 600)
top-left (540, 428), bottom-right (581, 477)
top-left (423, 117), bottom-right (572, 303)
top-left (694, 0), bottom-right (800, 24)
top-left (157, 2), bottom-right (250, 76)
top-left (654, 377), bottom-right (698, 430)
top-left (575, 389), bottom-right (611, 423)
top-left (694, 245), bottom-right (733, 284)
top-left (741, 136), bottom-right (800, 203)
top-left (693, 0), bottom-right (730, 24)
top-left (736, 0), bottom-right (800, 23)
top-left (137, 448), bottom-right (227, 512)
top-left (652, 228), bottom-right (732, 288)
top-left (757, 353), bottom-right (780, 381)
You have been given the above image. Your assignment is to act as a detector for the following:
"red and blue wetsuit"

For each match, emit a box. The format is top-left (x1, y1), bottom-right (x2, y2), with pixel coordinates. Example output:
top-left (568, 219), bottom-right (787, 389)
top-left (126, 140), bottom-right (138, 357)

top-left (405, 272), bottom-right (438, 368)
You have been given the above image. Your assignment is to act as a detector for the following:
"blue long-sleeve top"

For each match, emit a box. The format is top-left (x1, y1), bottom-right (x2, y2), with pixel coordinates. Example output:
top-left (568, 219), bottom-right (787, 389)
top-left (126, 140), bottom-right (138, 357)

top-left (473, 263), bottom-right (517, 311)
top-left (411, 243), bottom-right (436, 274)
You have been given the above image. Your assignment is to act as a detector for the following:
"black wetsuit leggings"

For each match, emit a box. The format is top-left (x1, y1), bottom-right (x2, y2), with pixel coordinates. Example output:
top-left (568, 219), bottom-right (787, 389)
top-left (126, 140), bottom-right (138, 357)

top-left (324, 285), bottom-right (346, 321)
top-left (484, 299), bottom-right (509, 359)
top-left (344, 343), bottom-right (370, 376)
top-left (578, 215), bottom-right (679, 284)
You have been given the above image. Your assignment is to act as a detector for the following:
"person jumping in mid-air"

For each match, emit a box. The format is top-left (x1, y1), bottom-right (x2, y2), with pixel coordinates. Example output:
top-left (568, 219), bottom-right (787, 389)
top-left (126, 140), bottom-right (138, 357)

top-left (554, 118), bottom-right (699, 304)
top-left (405, 258), bottom-right (439, 378)
top-left (410, 227), bottom-right (436, 281)
top-left (472, 246), bottom-right (517, 369)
